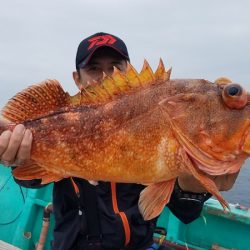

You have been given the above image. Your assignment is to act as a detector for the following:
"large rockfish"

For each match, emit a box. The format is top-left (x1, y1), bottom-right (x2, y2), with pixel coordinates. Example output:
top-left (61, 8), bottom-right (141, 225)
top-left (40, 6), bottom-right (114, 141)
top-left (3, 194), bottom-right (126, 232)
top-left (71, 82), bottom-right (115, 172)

top-left (1, 60), bottom-right (250, 220)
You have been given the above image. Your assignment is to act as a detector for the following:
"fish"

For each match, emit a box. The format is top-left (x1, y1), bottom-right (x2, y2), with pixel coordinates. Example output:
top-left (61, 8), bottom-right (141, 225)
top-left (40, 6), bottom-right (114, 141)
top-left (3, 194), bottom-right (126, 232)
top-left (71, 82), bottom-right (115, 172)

top-left (1, 60), bottom-right (250, 220)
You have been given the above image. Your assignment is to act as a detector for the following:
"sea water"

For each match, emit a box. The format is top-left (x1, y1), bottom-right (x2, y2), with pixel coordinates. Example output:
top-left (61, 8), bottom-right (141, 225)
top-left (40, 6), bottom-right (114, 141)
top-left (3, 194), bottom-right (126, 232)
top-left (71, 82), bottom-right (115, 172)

top-left (223, 158), bottom-right (250, 207)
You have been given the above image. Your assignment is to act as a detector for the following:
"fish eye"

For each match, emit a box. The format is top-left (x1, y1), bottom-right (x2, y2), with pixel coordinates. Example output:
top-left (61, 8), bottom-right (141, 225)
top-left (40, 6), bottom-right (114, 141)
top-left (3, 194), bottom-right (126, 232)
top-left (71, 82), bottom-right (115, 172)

top-left (226, 85), bottom-right (242, 96)
top-left (222, 84), bottom-right (247, 109)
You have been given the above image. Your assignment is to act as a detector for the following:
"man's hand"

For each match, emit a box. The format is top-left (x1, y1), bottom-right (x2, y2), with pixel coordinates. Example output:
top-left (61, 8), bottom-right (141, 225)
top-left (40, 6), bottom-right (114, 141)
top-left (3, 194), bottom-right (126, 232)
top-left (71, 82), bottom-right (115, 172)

top-left (178, 171), bottom-right (240, 193)
top-left (0, 124), bottom-right (33, 166)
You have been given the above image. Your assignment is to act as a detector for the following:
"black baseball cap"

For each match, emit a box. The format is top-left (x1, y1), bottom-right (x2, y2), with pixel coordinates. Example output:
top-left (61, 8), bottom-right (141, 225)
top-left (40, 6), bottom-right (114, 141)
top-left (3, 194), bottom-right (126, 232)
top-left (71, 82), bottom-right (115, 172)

top-left (75, 32), bottom-right (130, 69)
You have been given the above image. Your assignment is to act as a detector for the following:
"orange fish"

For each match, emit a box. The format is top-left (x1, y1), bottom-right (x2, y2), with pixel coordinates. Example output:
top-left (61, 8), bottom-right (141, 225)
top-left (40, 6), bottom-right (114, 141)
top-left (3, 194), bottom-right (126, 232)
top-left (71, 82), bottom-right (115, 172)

top-left (1, 60), bottom-right (249, 220)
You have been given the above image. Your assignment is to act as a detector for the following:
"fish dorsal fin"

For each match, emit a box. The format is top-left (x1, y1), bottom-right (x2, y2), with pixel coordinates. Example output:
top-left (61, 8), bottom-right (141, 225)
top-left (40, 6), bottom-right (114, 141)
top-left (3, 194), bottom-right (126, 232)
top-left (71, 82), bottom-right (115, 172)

top-left (138, 60), bottom-right (156, 84)
top-left (2, 79), bottom-right (70, 123)
top-left (2, 60), bottom-right (171, 122)
top-left (73, 59), bottom-right (171, 105)
top-left (155, 58), bottom-right (171, 81)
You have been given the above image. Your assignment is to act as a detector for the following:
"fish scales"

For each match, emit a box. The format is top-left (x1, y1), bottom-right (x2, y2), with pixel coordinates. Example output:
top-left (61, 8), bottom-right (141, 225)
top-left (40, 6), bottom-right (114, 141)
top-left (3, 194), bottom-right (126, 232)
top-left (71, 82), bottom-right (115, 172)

top-left (23, 81), bottom-right (181, 182)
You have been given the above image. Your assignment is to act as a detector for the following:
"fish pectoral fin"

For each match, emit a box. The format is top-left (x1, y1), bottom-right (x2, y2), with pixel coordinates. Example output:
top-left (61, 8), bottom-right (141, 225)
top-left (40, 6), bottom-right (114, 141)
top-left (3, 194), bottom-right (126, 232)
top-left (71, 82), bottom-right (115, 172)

top-left (12, 163), bottom-right (63, 184)
top-left (179, 148), bottom-right (230, 211)
top-left (138, 179), bottom-right (176, 221)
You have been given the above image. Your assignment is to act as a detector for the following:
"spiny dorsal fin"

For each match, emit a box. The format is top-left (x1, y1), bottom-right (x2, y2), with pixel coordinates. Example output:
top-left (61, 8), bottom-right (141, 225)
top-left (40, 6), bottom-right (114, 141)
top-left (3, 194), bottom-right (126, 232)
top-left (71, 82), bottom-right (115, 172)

top-left (73, 59), bottom-right (171, 105)
top-left (125, 63), bottom-right (142, 87)
top-left (154, 58), bottom-right (172, 81)
top-left (2, 79), bottom-right (70, 123)
top-left (3, 60), bottom-right (171, 121)
top-left (139, 60), bottom-right (156, 84)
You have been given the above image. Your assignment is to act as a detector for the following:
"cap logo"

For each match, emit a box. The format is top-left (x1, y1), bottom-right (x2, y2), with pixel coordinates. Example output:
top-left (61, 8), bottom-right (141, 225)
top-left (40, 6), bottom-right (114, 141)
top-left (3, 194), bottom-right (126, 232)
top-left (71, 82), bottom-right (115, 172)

top-left (88, 35), bottom-right (117, 50)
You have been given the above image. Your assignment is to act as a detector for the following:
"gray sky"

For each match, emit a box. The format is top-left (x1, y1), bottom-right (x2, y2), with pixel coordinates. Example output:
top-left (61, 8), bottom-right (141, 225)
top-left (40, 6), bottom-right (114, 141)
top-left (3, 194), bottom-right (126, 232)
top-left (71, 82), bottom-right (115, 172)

top-left (0, 0), bottom-right (249, 108)
top-left (0, 0), bottom-right (250, 206)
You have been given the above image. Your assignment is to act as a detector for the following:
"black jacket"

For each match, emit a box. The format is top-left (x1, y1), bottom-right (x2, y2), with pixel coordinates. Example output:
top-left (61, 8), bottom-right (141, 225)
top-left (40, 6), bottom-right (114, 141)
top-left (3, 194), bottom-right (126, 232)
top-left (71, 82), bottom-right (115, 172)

top-left (14, 177), bottom-right (211, 250)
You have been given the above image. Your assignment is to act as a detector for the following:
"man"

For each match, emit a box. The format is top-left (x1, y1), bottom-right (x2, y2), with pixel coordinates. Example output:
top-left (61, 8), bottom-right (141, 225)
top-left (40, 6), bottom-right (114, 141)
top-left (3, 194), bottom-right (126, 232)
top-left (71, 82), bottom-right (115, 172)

top-left (0, 32), bottom-right (239, 250)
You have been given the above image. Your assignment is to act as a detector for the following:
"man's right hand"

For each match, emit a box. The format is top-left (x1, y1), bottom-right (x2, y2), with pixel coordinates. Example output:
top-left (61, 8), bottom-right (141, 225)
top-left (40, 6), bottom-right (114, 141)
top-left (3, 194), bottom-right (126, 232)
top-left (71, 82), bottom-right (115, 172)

top-left (0, 124), bottom-right (33, 166)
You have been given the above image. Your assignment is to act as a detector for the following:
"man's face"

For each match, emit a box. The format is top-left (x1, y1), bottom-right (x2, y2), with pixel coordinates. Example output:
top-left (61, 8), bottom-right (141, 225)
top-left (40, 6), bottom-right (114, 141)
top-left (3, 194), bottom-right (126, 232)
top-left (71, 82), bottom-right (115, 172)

top-left (73, 47), bottom-right (127, 89)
